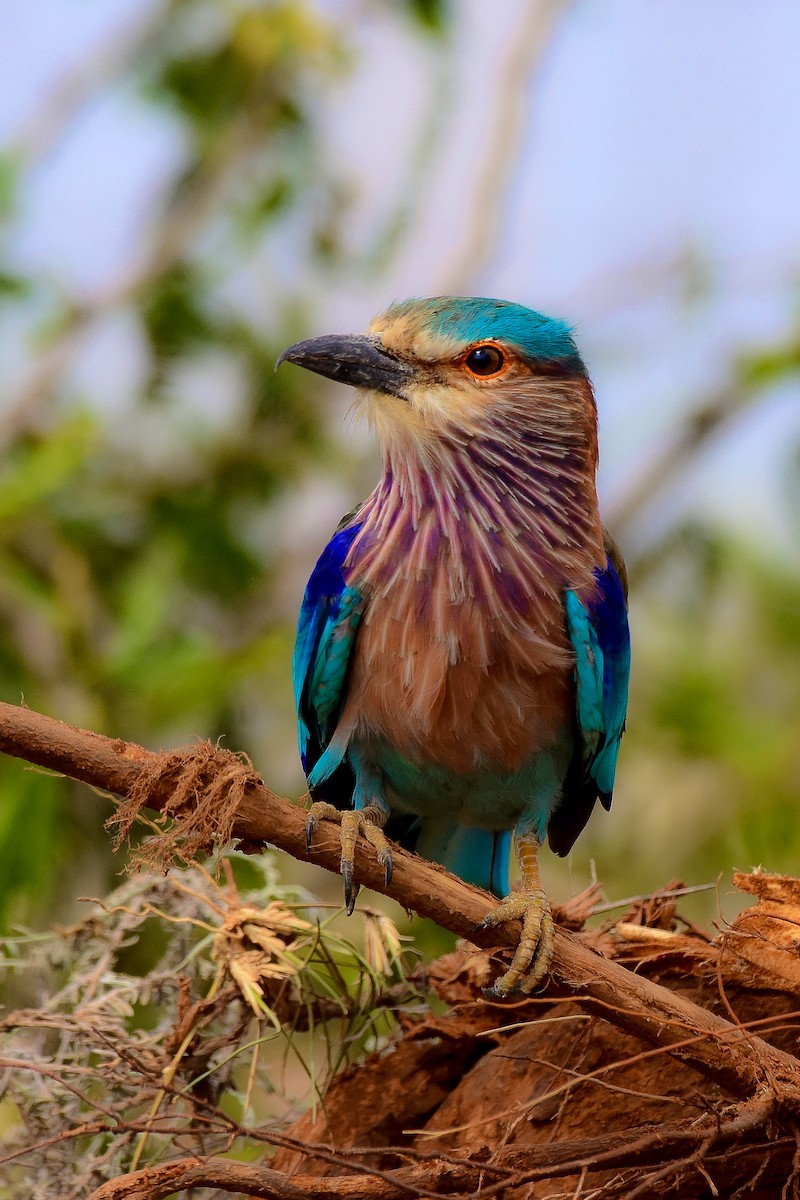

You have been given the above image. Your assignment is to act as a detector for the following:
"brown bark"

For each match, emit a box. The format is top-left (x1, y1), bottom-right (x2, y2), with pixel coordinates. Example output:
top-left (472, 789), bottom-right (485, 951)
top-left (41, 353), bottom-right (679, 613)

top-left (3, 699), bottom-right (800, 1199)
top-left (0, 699), bottom-right (797, 1104)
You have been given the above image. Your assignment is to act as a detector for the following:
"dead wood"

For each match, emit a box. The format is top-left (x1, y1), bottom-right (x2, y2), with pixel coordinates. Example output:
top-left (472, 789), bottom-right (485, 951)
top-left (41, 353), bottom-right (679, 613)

top-left (3, 699), bottom-right (800, 1198)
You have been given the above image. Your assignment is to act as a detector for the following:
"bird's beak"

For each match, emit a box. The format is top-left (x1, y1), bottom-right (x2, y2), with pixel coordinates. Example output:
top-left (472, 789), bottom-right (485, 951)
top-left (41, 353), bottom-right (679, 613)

top-left (276, 333), bottom-right (414, 399)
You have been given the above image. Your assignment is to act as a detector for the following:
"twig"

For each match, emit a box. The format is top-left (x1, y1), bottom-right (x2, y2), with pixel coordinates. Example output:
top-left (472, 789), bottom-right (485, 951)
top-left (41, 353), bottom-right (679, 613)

top-left (1, 113), bottom-right (263, 447)
top-left (607, 383), bottom-right (757, 537)
top-left (0, 1120), bottom-right (113, 1169)
top-left (85, 1157), bottom-right (309, 1200)
top-left (590, 881), bottom-right (718, 915)
top-left (442, 0), bottom-right (575, 292)
top-left (83, 1099), bottom-right (786, 1200)
top-left (10, 6), bottom-right (165, 168)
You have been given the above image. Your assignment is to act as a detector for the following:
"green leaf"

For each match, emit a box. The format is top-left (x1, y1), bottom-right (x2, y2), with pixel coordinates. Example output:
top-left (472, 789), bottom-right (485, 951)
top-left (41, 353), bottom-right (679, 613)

top-left (139, 265), bottom-right (213, 362)
top-left (404, 0), bottom-right (450, 34)
top-left (0, 153), bottom-right (20, 221)
top-left (0, 413), bottom-right (97, 523)
top-left (0, 768), bottom-right (66, 924)
top-left (0, 271), bottom-right (30, 302)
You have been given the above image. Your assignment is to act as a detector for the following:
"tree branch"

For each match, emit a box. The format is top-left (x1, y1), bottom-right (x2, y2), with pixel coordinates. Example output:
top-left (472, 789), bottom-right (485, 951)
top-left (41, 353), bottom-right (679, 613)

top-left (442, 0), bottom-right (574, 293)
top-left (86, 1157), bottom-right (310, 1200)
top-left (1, 699), bottom-right (799, 1112)
top-left (606, 381), bottom-right (756, 538)
top-left (83, 1098), bottom-right (788, 1200)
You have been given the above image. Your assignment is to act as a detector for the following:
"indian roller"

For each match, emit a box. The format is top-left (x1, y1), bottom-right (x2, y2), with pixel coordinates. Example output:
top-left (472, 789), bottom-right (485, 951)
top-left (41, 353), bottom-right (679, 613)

top-left (278, 296), bottom-right (630, 996)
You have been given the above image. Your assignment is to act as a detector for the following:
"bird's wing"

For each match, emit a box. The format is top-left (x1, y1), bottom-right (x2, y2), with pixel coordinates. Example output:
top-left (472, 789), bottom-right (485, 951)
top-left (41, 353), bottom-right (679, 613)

top-left (548, 536), bottom-right (631, 856)
top-left (293, 519), bottom-right (365, 802)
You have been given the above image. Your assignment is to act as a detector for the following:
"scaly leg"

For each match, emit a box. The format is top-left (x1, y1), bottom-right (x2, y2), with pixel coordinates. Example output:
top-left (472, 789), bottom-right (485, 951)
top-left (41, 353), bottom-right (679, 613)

top-left (477, 831), bottom-right (554, 997)
top-left (306, 801), bottom-right (392, 915)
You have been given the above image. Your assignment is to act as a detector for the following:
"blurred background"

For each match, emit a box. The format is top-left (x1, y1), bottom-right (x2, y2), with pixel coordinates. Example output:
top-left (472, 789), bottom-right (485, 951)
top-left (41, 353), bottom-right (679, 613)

top-left (1, 0), bottom-right (798, 931)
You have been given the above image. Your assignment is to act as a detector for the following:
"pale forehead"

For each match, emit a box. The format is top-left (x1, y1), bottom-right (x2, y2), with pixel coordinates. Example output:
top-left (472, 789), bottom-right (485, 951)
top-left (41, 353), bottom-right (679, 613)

top-left (369, 310), bottom-right (463, 362)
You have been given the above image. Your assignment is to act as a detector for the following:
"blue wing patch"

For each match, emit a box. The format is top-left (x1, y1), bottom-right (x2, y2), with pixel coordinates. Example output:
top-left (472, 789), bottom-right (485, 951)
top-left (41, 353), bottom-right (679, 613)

top-left (293, 520), bottom-right (365, 795)
top-left (549, 548), bottom-right (631, 855)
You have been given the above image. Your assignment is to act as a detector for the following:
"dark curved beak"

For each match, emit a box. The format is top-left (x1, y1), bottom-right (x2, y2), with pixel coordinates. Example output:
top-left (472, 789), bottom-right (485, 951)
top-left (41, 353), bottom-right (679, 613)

top-left (276, 333), bottom-right (414, 399)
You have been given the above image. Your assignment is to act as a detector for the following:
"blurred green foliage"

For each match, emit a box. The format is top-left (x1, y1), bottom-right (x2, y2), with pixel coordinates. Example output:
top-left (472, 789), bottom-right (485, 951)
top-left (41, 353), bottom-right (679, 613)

top-left (639, 532), bottom-right (800, 878)
top-left (0, 0), bottom-right (797, 940)
top-left (0, 0), bottom-right (448, 926)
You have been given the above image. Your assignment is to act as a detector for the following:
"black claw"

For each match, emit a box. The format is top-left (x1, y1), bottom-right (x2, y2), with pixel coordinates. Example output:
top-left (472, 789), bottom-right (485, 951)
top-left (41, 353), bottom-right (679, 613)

top-left (342, 860), bottom-right (357, 915)
top-left (306, 814), bottom-right (316, 853)
top-left (482, 981), bottom-right (523, 1000)
top-left (384, 852), bottom-right (393, 888)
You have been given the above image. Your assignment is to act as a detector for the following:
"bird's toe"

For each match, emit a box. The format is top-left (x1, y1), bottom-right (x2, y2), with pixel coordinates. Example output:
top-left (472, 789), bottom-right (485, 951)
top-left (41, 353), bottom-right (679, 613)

top-left (479, 888), bottom-right (554, 998)
top-left (305, 800), bottom-right (340, 852)
top-left (304, 802), bottom-right (390, 914)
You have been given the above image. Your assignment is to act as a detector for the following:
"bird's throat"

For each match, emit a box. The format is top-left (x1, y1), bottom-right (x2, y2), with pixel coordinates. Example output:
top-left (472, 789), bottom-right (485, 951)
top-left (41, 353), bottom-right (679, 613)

top-left (347, 430), bottom-right (604, 616)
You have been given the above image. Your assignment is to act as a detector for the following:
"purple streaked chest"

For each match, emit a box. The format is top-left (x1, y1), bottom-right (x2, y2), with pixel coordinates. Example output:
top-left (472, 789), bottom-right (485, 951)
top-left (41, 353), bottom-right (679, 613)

top-left (332, 441), bottom-right (605, 775)
top-left (337, 527), bottom-right (583, 776)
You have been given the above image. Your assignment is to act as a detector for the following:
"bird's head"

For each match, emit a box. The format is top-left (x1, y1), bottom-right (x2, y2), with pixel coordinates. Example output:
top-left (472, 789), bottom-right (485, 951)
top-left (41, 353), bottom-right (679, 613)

top-left (278, 296), bottom-right (596, 465)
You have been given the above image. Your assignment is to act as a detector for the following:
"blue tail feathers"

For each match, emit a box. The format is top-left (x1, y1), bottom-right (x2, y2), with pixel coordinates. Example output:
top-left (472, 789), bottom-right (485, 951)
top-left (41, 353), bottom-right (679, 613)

top-left (413, 819), bottom-right (511, 897)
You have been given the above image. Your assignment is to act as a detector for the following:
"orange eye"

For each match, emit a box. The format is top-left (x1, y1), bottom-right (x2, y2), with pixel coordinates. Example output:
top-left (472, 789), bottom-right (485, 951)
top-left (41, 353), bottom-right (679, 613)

top-left (464, 344), bottom-right (505, 377)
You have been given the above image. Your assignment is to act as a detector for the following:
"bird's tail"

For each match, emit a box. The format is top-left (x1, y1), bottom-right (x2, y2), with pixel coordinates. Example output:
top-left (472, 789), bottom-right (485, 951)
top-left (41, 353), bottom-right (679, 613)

top-left (412, 818), bottom-right (511, 897)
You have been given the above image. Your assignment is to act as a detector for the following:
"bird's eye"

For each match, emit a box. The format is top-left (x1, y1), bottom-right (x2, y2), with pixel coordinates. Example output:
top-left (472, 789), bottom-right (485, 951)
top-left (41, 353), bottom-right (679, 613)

top-left (464, 344), bottom-right (505, 377)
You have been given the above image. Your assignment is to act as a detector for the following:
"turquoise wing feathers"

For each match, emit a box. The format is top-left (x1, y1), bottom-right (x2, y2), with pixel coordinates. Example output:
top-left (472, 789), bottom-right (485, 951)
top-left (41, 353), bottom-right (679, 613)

top-left (293, 521), bottom-right (365, 796)
top-left (549, 544), bottom-right (631, 855)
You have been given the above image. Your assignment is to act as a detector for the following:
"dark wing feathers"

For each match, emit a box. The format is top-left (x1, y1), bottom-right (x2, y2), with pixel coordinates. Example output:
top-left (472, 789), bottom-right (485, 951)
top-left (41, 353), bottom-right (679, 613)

top-left (548, 544), bottom-right (631, 856)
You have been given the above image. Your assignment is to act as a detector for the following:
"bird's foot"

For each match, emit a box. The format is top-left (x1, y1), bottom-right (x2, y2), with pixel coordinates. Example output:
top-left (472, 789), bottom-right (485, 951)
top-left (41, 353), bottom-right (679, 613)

top-left (305, 801), bottom-right (392, 915)
top-left (477, 887), bottom-right (555, 997)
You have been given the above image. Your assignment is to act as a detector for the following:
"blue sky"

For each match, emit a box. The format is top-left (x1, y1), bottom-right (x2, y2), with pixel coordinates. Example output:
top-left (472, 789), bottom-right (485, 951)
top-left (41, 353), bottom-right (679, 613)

top-left (3, 0), bottom-right (800, 556)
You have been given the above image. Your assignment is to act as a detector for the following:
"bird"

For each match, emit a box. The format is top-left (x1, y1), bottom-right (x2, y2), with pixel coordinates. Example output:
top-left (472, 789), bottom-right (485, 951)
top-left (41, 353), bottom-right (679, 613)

top-left (277, 296), bottom-right (630, 996)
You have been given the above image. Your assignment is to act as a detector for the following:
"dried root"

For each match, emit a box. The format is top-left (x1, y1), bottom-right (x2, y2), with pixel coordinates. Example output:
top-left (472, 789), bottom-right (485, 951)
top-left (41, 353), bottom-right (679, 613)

top-left (106, 740), bottom-right (262, 870)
